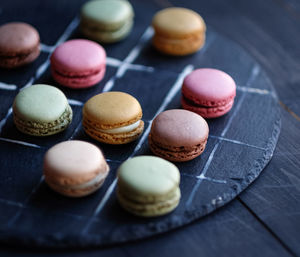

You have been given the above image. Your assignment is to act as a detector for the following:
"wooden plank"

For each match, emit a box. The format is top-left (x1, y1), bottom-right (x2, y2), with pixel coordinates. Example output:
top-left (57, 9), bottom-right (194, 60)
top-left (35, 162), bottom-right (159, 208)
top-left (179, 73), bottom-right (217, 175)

top-left (238, 109), bottom-right (300, 256)
top-left (170, 0), bottom-right (300, 254)
top-left (0, 0), bottom-right (297, 255)
top-left (173, 0), bottom-right (300, 116)
top-left (0, 200), bottom-right (292, 257)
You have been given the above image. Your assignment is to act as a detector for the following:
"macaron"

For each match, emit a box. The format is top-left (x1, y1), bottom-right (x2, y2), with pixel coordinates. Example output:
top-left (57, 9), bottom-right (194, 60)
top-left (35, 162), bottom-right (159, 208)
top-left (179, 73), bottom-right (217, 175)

top-left (152, 7), bottom-right (206, 56)
top-left (80, 0), bottom-right (134, 43)
top-left (149, 109), bottom-right (209, 162)
top-left (44, 140), bottom-right (109, 197)
top-left (181, 68), bottom-right (237, 118)
top-left (117, 156), bottom-right (180, 217)
top-left (50, 39), bottom-right (106, 89)
top-left (0, 22), bottom-right (40, 68)
top-left (83, 91), bottom-right (144, 144)
top-left (13, 84), bottom-right (72, 136)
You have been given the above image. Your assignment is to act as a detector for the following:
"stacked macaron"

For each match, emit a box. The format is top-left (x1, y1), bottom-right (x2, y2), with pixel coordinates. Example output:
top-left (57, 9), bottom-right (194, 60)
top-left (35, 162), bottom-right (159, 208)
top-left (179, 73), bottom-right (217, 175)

top-left (44, 140), bottom-right (109, 197)
top-left (152, 7), bottom-right (206, 56)
top-left (50, 39), bottom-right (106, 89)
top-left (80, 0), bottom-right (134, 43)
top-left (0, 22), bottom-right (40, 68)
top-left (117, 156), bottom-right (181, 217)
top-left (5, 2), bottom-right (239, 220)
top-left (82, 92), bottom-right (144, 144)
top-left (13, 84), bottom-right (72, 136)
top-left (149, 109), bottom-right (209, 162)
top-left (181, 68), bottom-right (237, 118)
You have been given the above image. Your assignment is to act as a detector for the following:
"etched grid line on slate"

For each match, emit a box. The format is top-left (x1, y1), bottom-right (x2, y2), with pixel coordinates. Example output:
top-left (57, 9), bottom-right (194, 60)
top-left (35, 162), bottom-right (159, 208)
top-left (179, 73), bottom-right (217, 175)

top-left (69, 26), bottom-right (155, 141)
top-left (0, 16), bottom-right (80, 137)
top-left (81, 64), bottom-right (195, 235)
top-left (0, 12), bottom-right (276, 234)
top-left (186, 65), bottom-right (261, 207)
top-left (3, 17), bottom-right (81, 228)
top-left (3, 24), bottom-right (158, 228)
top-left (102, 27), bottom-right (154, 93)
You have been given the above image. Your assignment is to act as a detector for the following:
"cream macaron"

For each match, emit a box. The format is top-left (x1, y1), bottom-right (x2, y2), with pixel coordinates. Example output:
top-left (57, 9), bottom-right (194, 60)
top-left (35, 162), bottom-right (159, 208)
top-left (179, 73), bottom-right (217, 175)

top-left (117, 156), bottom-right (181, 217)
top-left (82, 91), bottom-right (144, 144)
top-left (43, 140), bottom-right (109, 197)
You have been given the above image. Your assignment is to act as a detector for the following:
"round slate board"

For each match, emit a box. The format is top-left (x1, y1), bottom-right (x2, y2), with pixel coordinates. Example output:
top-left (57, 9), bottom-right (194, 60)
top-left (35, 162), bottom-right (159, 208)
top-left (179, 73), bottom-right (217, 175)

top-left (0, 0), bottom-right (280, 248)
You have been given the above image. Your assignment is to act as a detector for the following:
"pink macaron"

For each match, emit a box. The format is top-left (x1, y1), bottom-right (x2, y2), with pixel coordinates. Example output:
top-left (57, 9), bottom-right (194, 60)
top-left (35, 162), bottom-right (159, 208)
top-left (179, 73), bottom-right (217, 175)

top-left (181, 68), bottom-right (236, 118)
top-left (50, 39), bottom-right (106, 89)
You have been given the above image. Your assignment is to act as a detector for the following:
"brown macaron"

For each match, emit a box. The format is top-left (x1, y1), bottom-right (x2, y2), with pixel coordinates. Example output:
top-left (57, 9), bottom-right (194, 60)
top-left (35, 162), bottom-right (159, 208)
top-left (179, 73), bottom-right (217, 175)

top-left (149, 109), bottom-right (209, 162)
top-left (0, 22), bottom-right (40, 68)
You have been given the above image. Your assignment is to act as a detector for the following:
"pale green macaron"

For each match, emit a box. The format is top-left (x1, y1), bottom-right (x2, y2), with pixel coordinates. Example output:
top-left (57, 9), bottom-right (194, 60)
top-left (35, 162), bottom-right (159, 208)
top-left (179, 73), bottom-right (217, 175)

top-left (80, 0), bottom-right (134, 43)
top-left (117, 156), bottom-right (181, 217)
top-left (13, 84), bottom-right (72, 136)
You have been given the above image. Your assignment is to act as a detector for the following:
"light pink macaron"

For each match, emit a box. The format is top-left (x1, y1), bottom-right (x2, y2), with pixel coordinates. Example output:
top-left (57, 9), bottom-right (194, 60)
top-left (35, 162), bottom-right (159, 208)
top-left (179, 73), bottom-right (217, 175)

top-left (50, 39), bottom-right (106, 89)
top-left (43, 140), bottom-right (109, 197)
top-left (181, 68), bottom-right (236, 118)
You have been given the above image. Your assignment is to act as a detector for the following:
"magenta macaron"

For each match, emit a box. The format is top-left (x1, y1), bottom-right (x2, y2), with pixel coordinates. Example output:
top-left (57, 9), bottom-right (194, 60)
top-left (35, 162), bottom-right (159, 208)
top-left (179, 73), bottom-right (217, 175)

top-left (181, 68), bottom-right (236, 118)
top-left (50, 39), bottom-right (106, 89)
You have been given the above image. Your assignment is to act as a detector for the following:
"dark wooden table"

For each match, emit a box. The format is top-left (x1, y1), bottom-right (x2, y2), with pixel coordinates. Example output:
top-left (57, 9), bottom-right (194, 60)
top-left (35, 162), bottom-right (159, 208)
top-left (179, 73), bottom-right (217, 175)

top-left (1, 0), bottom-right (300, 256)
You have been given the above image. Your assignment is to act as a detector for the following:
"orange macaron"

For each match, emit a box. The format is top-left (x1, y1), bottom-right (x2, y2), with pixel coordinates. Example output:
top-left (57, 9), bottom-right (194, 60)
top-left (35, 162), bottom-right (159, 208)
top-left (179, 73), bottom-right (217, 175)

top-left (152, 7), bottom-right (206, 56)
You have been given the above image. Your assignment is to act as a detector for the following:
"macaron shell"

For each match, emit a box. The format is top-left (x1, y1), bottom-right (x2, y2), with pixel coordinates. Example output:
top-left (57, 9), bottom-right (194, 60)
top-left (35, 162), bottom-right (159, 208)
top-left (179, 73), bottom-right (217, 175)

top-left (80, 0), bottom-right (134, 31)
top-left (117, 156), bottom-right (180, 198)
top-left (182, 68), bottom-right (236, 107)
top-left (13, 84), bottom-right (68, 122)
top-left (152, 7), bottom-right (206, 38)
top-left (0, 22), bottom-right (40, 55)
top-left (117, 188), bottom-right (180, 217)
top-left (83, 92), bottom-right (142, 129)
top-left (51, 39), bottom-right (106, 73)
top-left (83, 119), bottom-right (144, 144)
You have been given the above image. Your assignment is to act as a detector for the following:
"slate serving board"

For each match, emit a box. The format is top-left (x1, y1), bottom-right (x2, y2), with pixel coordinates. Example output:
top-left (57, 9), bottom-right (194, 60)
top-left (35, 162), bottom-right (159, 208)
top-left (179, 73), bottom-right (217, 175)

top-left (0, 0), bottom-right (280, 248)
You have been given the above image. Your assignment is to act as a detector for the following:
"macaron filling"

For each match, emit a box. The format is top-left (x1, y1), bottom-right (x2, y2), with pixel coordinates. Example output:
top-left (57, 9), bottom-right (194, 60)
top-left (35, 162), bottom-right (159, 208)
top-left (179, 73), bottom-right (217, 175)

top-left (48, 164), bottom-right (109, 191)
top-left (182, 93), bottom-right (234, 111)
top-left (149, 134), bottom-right (207, 161)
top-left (0, 46), bottom-right (40, 63)
top-left (14, 105), bottom-right (73, 136)
top-left (51, 63), bottom-right (105, 80)
top-left (117, 187), bottom-right (181, 216)
top-left (81, 19), bottom-right (133, 38)
top-left (97, 120), bottom-right (141, 134)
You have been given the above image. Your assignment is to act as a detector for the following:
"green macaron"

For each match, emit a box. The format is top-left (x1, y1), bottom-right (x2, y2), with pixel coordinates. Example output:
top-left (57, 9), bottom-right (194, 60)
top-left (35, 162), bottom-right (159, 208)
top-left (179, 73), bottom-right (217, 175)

top-left (13, 84), bottom-right (72, 136)
top-left (117, 156), bottom-right (181, 217)
top-left (80, 0), bottom-right (134, 43)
